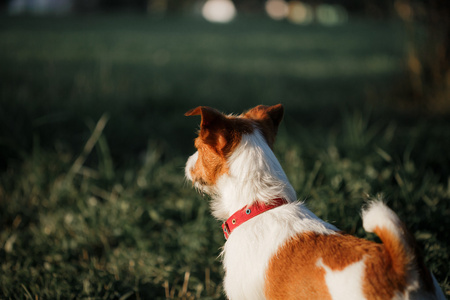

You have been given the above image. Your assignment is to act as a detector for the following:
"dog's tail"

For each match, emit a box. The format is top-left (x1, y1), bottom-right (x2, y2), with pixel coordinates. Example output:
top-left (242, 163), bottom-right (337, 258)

top-left (362, 201), bottom-right (415, 277)
top-left (362, 200), bottom-right (444, 299)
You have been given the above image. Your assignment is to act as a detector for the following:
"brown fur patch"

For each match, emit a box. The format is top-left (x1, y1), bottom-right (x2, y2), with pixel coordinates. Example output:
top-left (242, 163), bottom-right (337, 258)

top-left (186, 106), bottom-right (254, 185)
top-left (265, 232), bottom-right (412, 300)
top-left (370, 225), bottom-right (435, 295)
top-left (242, 104), bottom-right (283, 149)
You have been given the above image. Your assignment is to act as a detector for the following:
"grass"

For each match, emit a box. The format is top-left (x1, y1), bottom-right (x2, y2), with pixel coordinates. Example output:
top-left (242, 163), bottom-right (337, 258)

top-left (0, 14), bottom-right (449, 299)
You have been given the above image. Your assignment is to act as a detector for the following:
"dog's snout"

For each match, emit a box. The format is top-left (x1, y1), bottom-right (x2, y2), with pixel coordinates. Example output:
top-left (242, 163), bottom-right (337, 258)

top-left (185, 151), bottom-right (199, 182)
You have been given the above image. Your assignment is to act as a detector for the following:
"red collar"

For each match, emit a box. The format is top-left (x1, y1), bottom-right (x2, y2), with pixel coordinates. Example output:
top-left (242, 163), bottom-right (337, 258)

top-left (222, 198), bottom-right (287, 239)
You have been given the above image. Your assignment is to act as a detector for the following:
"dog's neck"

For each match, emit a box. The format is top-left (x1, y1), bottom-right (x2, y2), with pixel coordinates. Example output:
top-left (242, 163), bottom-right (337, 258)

top-left (210, 130), bottom-right (297, 220)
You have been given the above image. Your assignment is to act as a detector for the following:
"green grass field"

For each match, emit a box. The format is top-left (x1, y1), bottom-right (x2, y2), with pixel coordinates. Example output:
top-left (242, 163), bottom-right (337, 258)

top-left (0, 14), bottom-right (449, 299)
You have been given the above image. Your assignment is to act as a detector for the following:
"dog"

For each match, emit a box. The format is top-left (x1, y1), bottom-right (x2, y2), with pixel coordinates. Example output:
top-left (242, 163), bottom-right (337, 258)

top-left (184, 104), bottom-right (445, 300)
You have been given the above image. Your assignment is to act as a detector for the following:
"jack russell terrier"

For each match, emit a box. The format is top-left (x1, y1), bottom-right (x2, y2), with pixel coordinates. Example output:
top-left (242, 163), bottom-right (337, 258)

top-left (184, 104), bottom-right (445, 300)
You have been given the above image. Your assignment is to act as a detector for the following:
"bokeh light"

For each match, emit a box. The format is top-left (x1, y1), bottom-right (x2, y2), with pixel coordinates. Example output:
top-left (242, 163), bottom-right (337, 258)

top-left (265, 1), bottom-right (348, 26)
top-left (202, 0), bottom-right (237, 23)
top-left (265, 0), bottom-right (289, 21)
top-left (394, 0), bottom-right (413, 21)
top-left (287, 1), bottom-right (313, 25)
top-left (316, 4), bottom-right (348, 26)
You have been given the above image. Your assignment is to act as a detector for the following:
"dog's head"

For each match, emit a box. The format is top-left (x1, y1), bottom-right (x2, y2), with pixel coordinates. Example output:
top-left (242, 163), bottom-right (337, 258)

top-left (184, 104), bottom-right (284, 196)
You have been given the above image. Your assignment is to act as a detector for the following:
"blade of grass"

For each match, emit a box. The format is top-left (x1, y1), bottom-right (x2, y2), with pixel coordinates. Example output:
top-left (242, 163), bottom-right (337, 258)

top-left (65, 113), bottom-right (109, 184)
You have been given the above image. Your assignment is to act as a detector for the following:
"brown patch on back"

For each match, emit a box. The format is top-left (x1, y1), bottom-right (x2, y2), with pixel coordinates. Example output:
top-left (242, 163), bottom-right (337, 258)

top-left (265, 232), bottom-right (412, 300)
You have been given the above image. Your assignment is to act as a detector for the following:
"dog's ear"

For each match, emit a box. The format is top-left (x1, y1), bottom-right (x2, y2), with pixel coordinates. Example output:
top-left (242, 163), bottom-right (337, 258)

top-left (185, 106), bottom-right (226, 129)
top-left (185, 106), bottom-right (230, 152)
top-left (265, 104), bottom-right (284, 132)
top-left (243, 104), bottom-right (284, 147)
top-left (243, 104), bottom-right (284, 130)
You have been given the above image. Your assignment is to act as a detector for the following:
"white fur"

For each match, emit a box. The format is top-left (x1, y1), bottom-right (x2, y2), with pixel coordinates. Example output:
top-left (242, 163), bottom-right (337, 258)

top-left (316, 257), bottom-right (367, 300)
top-left (186, 129), bottom-right (338, 299)
top-left (185, 151), bottom-right (197, 182)
top-left (223, 202), bottom-right (338, 300)
top-left (185, 151), bottom-right (216, 196)
top-left (186, 128), bottom-right (445, 300)
top-left (362, 200), bottom-right (404, 238)
top-left (213, 130), bottom-right (297, 219)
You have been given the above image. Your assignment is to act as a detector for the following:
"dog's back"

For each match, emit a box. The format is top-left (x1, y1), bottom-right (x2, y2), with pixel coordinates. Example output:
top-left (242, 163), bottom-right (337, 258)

top-left (265, 201), bottom-right (445, 300)
top-left (185, 104), bottom-right (445, 300)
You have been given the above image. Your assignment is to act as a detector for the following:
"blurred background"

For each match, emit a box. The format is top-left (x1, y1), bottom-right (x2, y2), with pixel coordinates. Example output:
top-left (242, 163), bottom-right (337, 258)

top-left (0, 0), bottom-right (449, 299)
